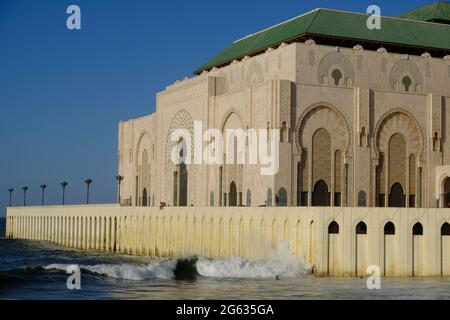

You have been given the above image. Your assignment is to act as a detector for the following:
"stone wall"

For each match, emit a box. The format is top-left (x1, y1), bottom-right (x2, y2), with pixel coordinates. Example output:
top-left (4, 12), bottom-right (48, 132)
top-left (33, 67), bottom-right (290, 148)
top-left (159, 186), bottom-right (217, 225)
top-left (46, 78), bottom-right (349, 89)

top-left (6, 205), bottom-right (450, 277)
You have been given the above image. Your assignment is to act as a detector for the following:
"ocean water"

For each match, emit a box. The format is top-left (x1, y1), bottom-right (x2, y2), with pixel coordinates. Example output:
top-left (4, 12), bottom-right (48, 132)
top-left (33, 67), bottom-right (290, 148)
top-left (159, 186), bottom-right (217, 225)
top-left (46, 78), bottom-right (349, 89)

top-left (1, 230), bottom-right (450, 299)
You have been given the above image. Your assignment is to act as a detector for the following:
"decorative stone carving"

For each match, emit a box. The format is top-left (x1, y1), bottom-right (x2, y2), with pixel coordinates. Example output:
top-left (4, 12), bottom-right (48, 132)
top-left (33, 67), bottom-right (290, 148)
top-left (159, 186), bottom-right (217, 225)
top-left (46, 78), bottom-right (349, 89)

top-left (318, 51), bottom-right (355, 86)
top-left (245, 61), bottom-right (264, 86)
top-left (389, 59), bottom-right (423, 92)
top-left (296, 102), bottom-right (352, 157)
top-left (373, 109), bottom-right (425, 160)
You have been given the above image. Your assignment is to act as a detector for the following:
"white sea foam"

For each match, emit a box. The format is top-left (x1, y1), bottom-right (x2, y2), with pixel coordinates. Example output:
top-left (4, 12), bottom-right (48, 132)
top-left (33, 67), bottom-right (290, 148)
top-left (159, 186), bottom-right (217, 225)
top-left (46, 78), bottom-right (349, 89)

top-left (44, 243), bottom-right (311, 281)
top-left (196, 242), bottom-right (312, 279)
top-left (44, 260), bottom-right (176, 281)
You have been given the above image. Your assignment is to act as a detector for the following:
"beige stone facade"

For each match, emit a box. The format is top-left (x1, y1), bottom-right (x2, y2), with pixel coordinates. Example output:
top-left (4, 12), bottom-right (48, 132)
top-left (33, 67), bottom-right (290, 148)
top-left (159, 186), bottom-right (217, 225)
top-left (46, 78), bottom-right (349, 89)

top-left (118, 40), bottom-right (450, 209)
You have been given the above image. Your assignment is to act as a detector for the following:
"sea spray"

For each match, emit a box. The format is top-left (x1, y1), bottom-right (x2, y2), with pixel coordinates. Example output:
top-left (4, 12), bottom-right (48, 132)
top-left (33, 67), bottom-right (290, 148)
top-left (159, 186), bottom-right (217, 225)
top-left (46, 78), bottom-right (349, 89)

top-left (196, 242), bottom-right (311, 279)
top-left (44, 260), bottom-right (176, 281)
top-left (43, 243), bottom-right (311, 281)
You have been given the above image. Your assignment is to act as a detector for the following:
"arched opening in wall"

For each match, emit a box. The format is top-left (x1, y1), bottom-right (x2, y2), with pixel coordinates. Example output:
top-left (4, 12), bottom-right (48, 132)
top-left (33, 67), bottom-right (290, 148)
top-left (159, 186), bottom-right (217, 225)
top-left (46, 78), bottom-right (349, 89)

top-left (358, 190), bottom-right (367, 207)
top-left (355, 221), bottom-right (368, 276)
top-left (389, 183), bottom-right (405, 208)
top-left (210, 191), bottom-right (214, 207)
top-left (229, 182), bottom-right (237, 207)
top-left (331, 69), bottom-right (342, 86)
top-left (360, 127), bottom-right (366, 146)
top-left (142, 188), bottom-right (148, 207)
top-left (328, 221), bottom-right (339, 234)
top-left (297, 151), bottom-right (309, 207)
top-left (334, 150), bottom-right (342, 206)
top-left (383, 221), bottom-right (396, 276)
top-left (312, 180), bottom-right (330, 206)
top-left (312, 128), bottom-right (331, 206)
top-left (402, 76), bottom-right (412, 92)
top-left (280, 121), bottom-right (288, 142)
top-left (413, 222), bottom-right (423, 235)
top-left (179, 163), bottom-right (188, 206)
top-left (327, 221), bottom-right (340, 276)
top-left (412, 222), bottom-right (424, 276)
top-left (444, 178), bottom-right (450, 208)
top-left (356, 222), bottom-right (367, 234)
top-left (278, 188), bottom-right (287, 207)
top-left (246, 189), bottom-right (251, 207)
top-left (409, 154), bottom-right (416, 208)
top-left (441, 223), bottom-right (450, 275)
top-left (267, 188), bottom-right (273, 206)
top-left (376, 153), bottom-right (386, 207)
top-left (433, 132), bottom-right (440, 152)
top-left (384, 222), bottom-right (396, 235)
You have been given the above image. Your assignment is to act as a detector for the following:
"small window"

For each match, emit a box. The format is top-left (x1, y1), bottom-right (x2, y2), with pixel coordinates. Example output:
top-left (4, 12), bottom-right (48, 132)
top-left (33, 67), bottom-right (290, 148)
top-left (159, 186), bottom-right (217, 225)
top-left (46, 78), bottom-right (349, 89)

top-left (331, 69), bottom-right (342, 86)
top-left (267, 188), bottom-right (272, 206)
top-left (441, 223), bottom-right (450, 236)
top-left (413, 222), bottom-right (423, 236)
top-left (384, 222), bottom-right (395, 235)
top-left (328, 221), bottom-right (339, 234)
top-left (300, 192), bottom-right (308, 206)
top-left (356, 221), bottom-right (367, 235)
top-left (210, 191), bottom-right (214, 207)
top-left (402, 76), bottom-right (412, 92)
top-left (246, 189), bottom-right (251, 207)
top-left (358, 190), bottom-right (367, 207)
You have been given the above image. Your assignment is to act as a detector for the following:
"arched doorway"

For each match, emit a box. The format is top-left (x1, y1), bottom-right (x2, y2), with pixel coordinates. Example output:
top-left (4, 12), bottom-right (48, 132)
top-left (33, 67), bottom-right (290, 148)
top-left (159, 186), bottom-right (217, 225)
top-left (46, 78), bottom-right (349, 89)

top-left (142, 188), bottom-right (148, 206)
top-left (389, 183), bottom-right (405, 207)
top-left (355, 221), bottom-right (368, 276)
top-left (312, 180), bottom-right (330, 206)
top-left (444, 178), bottom-right (450, 208)
top-left (229, 182), bottom-right (237, 207)
top-left (278, 188), bottom-right (287, 206)
top-left (179, 163), bottom-right (188, 206)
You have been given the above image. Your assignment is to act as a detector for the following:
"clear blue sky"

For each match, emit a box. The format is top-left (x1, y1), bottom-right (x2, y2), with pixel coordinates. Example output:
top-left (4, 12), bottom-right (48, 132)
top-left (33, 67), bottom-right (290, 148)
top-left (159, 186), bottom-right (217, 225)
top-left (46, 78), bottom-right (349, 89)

top-left (0, 0), bottom-right (434, 216)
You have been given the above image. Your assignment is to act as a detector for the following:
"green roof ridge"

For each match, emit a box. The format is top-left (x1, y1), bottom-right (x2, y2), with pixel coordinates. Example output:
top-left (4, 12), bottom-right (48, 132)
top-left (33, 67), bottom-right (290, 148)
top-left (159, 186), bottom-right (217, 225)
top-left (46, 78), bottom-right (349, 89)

top-left (195, 5), bottom-right (450, 74)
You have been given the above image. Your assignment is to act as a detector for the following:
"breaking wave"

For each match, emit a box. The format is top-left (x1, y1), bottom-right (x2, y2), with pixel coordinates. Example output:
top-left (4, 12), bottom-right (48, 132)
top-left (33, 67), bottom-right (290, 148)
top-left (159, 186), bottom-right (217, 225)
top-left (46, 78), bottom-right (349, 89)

top-left (9, 243), bottom-right (311, 282)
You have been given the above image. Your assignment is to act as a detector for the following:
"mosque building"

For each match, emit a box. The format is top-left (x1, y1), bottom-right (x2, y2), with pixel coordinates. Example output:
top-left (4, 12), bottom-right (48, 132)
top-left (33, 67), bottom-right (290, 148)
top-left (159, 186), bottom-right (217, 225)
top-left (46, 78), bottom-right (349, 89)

top-left (118, 2), bottom-right (450, 209)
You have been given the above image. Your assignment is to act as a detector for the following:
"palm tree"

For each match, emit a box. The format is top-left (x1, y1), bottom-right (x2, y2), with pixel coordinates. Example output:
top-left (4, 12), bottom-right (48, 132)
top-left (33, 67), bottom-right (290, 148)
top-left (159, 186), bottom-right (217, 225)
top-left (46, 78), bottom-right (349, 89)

top-left (22, 186), bottom-right (28, 206)
top-left (40, 184), bottom-right (47, 206)
top-left (60, 181), bottom-right (68, 205)
top-left (85, 178), bottom-right (93, 204)
top-left (116, 175), bottom-right (124, 204)
top-left (8, 188), bottom-right (14, 207)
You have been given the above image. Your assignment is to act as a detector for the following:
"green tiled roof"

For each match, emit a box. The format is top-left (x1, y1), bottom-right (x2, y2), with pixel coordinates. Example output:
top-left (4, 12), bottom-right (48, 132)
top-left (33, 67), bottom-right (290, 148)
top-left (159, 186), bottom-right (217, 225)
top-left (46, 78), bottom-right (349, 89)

top-left (398, 1), bottom-right (450, 22)
top-left (195, 4), bottom-right (450, 74)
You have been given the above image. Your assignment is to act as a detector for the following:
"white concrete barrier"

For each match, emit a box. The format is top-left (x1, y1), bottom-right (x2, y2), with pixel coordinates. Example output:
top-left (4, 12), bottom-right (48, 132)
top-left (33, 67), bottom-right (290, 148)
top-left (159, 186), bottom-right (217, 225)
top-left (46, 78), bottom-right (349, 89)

top-left (6, 205), bottom-right (450, 277)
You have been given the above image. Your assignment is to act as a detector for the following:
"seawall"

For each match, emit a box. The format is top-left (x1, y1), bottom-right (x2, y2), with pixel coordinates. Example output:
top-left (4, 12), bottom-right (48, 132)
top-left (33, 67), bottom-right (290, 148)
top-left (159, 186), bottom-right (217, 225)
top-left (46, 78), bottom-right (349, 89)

top-left (5, 205), bottom-right (450, 277)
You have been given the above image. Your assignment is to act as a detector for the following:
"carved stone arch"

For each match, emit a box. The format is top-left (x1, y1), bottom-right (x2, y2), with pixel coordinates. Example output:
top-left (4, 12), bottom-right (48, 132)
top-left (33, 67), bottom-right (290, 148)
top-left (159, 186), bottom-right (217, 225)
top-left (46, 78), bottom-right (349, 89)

top-left (318, 51), bottom-right (355, 86)
top-left (295, 102), bottom-right (352, 157)
top-left (373, 108), bottom-right (425, 160)
top-left (389, 59), bottom-right (423, 92)
top-left (220, 108), bottom-right (244, 132)
top-left (164, 109), bottom-right (197, 205)
top-left (245, 61), bottom-right (264, 86)
top-left (165, 109), bottom-right (195, 162)
top-left (135, 130), bottom-right (152, 168)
